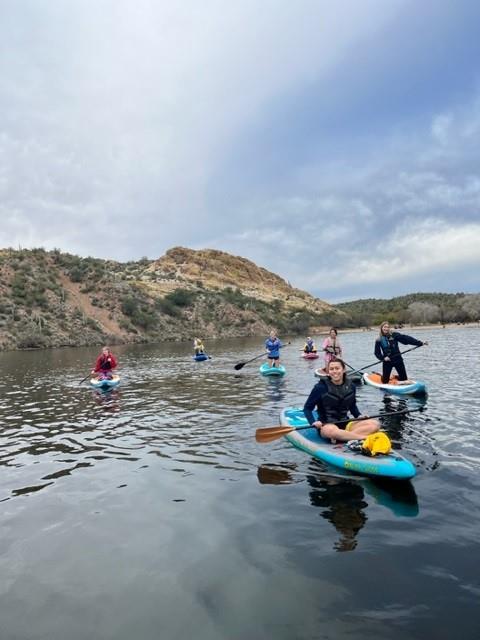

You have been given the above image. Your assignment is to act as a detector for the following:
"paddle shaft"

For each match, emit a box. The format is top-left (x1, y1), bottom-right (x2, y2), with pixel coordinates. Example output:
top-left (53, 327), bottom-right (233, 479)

top-left (255, 407), bottom-right (424, 442)
top-left (348, 345), bottom-right (423, 376)
top-left (298, 406), bottom-right (422, 428)
top-left (234, 342), bottom-right (289, 370)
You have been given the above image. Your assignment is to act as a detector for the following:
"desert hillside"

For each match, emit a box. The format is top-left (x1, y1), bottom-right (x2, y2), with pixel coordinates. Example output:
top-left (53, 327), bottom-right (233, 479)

top-left (0, 246), bottom-right (342, 350)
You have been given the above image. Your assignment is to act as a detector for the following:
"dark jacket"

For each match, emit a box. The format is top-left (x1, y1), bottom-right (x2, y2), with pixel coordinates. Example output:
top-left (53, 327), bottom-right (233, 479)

top-left (304, 377), bottom-right (360, 426)
top-left (374, 332), bottom-right (423, 362)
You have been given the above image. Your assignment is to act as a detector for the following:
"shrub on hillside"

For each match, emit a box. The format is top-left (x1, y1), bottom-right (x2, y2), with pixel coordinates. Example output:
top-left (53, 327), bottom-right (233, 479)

top-left (165, 288), bottom-right (195, 307)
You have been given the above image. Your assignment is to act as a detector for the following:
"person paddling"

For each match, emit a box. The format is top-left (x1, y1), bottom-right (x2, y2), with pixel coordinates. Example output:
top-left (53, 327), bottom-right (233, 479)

top-left (91, 346), bottom-right (118, 380)
top-left (304, 358), bottom-right (379, 443)
top-left (322, 327), bottom-right (343, 370)
top-left (265, 329), bottom-right (283, 368)
top-left (375, 321), bottom-right (428, 384)
top-left (303, 336), bottom-right (317, 354)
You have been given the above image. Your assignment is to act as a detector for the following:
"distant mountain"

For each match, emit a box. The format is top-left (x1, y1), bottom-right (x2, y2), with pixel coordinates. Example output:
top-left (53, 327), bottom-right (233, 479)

top-left (0, 246), bottom-right (343, 350)
top-left (335, 292), bottom-right (480, 327)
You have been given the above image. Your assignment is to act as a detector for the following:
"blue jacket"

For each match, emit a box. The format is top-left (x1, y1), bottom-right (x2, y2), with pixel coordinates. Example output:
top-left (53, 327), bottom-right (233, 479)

top-left (265, 337), bottom-right (282, 358)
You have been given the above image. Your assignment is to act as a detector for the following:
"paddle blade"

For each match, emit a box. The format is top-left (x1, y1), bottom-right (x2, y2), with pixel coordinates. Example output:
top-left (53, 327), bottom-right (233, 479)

top-left (255, 425), bottom-right (295, 443)
top-left (234, 362), bottom-right (246, 371)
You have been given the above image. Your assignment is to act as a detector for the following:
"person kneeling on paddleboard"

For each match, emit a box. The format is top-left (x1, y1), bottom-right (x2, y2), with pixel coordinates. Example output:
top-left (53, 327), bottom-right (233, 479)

top-left (303, 336), bottom-right (317, 353)
top-left (91, 346), bottom-right (118, 380)
top-left (375, 321), bottom-right (428, 384)
top-left (303, 358), bottom-right (379, 443)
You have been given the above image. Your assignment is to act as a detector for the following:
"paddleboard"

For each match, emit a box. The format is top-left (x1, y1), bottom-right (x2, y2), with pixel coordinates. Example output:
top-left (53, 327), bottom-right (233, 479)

top-left (363, 372), bottom-right (427, 395)
top-left (280, 407), bottom-right (416, 479)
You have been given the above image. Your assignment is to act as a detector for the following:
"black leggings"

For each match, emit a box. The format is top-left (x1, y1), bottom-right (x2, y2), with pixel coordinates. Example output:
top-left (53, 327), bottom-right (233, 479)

top-left (382, 358), bottom-right (407, 383)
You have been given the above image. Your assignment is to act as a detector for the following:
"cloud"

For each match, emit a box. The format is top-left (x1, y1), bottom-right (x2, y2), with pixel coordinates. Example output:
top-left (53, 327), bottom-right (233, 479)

top-left (1, 0), bottom-right (479, 301)
top-left (300, 220), bottom-right (480, 291)
top-left (0, 0), bottom-right (405, 259)
top-left (208, 91), bottom-right (480, 298)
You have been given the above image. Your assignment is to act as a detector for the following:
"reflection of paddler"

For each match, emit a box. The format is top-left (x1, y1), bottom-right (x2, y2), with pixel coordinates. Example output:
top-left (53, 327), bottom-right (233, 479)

top-left (307, 474), bottom-right (367, 552)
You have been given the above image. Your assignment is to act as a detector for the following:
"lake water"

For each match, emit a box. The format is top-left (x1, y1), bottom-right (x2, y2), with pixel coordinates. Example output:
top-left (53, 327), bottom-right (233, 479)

top-left (0, 327), bottom-right (479, 640)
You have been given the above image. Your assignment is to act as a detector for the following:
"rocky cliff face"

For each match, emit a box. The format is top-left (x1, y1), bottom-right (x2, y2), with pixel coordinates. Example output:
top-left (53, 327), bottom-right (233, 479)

top-left (0, 247), bottom-right (342, 350)
top-left (144, 247), bottom-right (331, 314)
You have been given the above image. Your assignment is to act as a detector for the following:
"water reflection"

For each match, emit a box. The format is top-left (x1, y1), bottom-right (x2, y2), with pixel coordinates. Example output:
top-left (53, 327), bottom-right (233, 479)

top-left (257, 462), bottom-right (419, 552)
top-left (92, 388), bottom-right (122, 413)
top-left (263, 378), bottom-right (287, 403)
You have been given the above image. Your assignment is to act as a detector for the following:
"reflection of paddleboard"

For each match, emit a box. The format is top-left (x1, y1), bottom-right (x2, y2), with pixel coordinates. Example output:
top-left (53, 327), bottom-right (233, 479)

top-left (256, 463), bottom-right (419, 517)
top-left (363, 372), bottom-right (427, 395)
top-left (280, 407), bottom-right (416, 480)
top-left (259, 363), bottom-right (286, 376)
top-left (90, 375), bottom-right (121, 390)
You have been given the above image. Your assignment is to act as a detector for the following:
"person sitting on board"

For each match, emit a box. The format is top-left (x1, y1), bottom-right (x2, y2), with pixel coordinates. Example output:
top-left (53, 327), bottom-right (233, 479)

top-left (303, 358), bottom-right (379, 443)
top-left (322, 327), bottom-right (343, 370)
top-left (374, 321), bottom-right (428, 384)
top-left (265, 329), bottom-right (283, 368)
top-left (303, 337), bottom-right (317, 353)
top-left (193, 337), bottom-right (205, 355)
top-left (91, 346), bottom-right (117, 380)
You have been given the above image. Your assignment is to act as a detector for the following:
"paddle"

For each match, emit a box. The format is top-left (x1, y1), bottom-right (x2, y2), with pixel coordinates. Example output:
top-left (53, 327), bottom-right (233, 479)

top-left (234, 342), bottom-right (290, 371)
top-left (78, 373), bottom-right (93, 385)
top-left (255, 407), bottom-right (424, 443)
top-left (347, 345), bottom-right (424, 377)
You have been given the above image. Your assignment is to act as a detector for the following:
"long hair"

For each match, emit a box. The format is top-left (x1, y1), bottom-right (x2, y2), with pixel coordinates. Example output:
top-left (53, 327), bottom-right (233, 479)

top-left (378, 321), bottom-right (390, 338)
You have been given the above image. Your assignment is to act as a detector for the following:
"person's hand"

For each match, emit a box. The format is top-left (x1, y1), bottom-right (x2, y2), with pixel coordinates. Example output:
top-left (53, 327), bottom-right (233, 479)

top-left (313, 421), bottom-right (323, 429)
top-left (384, 356), bottom-right (390, 362)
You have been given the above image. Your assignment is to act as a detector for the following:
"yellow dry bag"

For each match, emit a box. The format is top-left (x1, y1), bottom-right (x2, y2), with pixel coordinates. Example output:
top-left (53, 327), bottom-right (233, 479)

top-left (361, 432), bottom-right (392, 457)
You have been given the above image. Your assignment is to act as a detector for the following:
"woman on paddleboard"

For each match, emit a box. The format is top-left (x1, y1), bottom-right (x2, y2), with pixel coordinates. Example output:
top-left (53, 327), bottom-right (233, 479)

top-left (322, 327), bottom-right (343, 370)
top-left (91, 346), bottom-right (118, 380)
top-left (265, 330), bottom-right (283, 368)
top-left (375, 321), bottom-right (428, 384)
top-left (193, 337), bottom-right (205, 355)
top-left (304, 358), bottom-right (379, 443)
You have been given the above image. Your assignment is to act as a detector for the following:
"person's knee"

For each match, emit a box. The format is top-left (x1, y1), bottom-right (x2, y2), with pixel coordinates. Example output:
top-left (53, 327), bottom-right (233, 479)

top-left (321, 423), bottom-right (336, 439)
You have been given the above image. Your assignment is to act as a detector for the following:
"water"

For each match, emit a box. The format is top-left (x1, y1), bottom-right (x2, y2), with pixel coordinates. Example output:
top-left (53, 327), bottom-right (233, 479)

top-left (0, 327), bottom-right (479, 639)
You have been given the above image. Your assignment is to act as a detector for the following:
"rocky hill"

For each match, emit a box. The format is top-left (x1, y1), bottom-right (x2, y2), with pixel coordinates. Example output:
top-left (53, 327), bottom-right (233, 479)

top-left (0, 247), bottom-right (342, 350)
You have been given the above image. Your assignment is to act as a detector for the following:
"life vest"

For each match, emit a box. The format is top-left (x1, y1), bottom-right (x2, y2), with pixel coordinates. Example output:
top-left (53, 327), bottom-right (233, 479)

top-left (379, 335), bottom-right (398, 357)
top-left (320, 378), bottom-right (356, 423)
top-left (99, 356), bottom-right (112, 370)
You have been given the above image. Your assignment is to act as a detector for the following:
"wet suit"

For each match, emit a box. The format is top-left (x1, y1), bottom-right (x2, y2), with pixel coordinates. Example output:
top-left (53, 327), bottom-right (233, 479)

top-left (304, 376), bottom-right (360, 429)
top-left (374, 332), bottom-right (424, 383)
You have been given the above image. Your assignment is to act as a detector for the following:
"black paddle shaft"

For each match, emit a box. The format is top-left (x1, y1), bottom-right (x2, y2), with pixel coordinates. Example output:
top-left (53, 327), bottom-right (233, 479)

top-left (349, 345), bottom-right (423, 376)
top-left (234, 342), bottom-right (290, 370)
top-left (290, 406), bottom-right (424, 432)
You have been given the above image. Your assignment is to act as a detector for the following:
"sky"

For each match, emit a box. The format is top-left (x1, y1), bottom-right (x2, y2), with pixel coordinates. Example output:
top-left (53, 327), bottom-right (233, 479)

top-left (1, 0), bottom-right (479, 303)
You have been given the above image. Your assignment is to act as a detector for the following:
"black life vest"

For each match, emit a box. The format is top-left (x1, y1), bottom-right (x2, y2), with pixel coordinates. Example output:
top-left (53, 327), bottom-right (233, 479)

top-left (379, 335), bottom-right (398, 358)
top-left (319, 377), bottom-right (356, 423)
top-left (100, 356), bottom-right (112, 370)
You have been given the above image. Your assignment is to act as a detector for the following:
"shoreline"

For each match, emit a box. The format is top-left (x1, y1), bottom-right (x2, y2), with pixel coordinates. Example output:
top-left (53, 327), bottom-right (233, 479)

top-left (310, 322), bottom-right (480, 335)
top-left (2, 321), bottom-right (478, 353)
